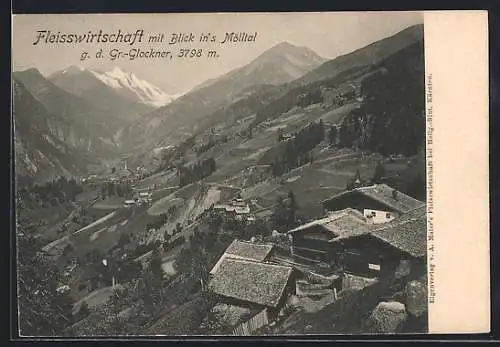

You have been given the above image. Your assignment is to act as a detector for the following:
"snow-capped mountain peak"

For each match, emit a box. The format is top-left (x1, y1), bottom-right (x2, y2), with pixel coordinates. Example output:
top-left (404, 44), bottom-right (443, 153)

top-left (90, 67), bottom-right (176, 107)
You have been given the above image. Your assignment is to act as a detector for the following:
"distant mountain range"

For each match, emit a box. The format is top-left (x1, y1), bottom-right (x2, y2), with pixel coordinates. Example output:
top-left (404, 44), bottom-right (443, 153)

top-left (118, 41), bottom-right (327, 151)
top-left (13, 24), bottom-right (424, 185)
top-left (120, 25), bottom-right (424, 157)
top-left (13, 65), bottom-right (177, 184)
top-left (13, 68), bottom-right (122, 154)
top-left (50, 66), bottom-right (178, 109)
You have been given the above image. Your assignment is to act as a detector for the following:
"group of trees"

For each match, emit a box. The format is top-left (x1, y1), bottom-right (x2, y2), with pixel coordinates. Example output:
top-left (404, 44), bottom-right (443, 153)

top-left (97, 257), bottom-right (142, 288)
top-left (335, 43), bottom-right (425, 157)
top-left (345, 169), bottom-right (365, 190)
top-left (154, 147), bottom-right (183, 174)
top-left (163, 234), bottom-right (186, 253)
top-left (174, 210), bottom-right (272, 290)
top-left (100, 181), bottom-right (132, 199)
top-left (18, 176), bottom-right (83, 209)
top-left (179, 135), bottom-right (196, 154)
top-left (66, 244), bottom-right (184, 336)
top-left (296, 89), bottom-right (322, 108)
top-left (163, 222), bottom-right (183, 240)
top-left (335, 89), bottom-right (357, 107)
top-left (327, 126), bottom-right (338, 146)
top-left (17, 227), bottom-right (75, 336)
top-left (175, 223), bottom-right (232, 290)
top-left (146, 213), bottom-right (169, 232)
top-left (194, 135), bottom-right (229, 156)
top-left (270, 190), bottom-right (302, 233)
top-left (250, 65), bottom-right (368, 129)
top-left (272, 120), bottom-right (325, 177)
top-left (343, 157), bottom-right (426, 202)
top-left (178, 157), bottom-right (216, 187)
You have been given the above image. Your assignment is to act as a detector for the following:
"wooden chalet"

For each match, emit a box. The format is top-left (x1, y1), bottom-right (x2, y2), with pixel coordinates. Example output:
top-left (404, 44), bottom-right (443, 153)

top-left (321, 184), bottom-right (424, 224)
top-left (356, 205), bottom-right (427, 279)
top-left (287, 208), bottom-right (371, 264)
top-left (287, 204), bottom-right (427, 280)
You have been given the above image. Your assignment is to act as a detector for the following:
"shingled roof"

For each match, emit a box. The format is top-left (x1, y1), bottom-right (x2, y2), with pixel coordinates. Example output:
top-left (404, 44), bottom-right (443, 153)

top-left (322, 184), bottom-right (424, 214)
top-left (208, 258), bottom-right (294, 308)
top-left (370, 205), bottom-right (427, 258)
top-left (287, 208), bottom-right (373, 241)
top-left (225, 240), bottom-right (274, 261)
top-left (209, 240), bottom-right (274, 274)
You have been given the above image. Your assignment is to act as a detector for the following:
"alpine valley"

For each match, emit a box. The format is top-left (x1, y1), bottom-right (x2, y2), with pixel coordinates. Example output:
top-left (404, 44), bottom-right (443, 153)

top-left (15, 23), bottom-right (428, 337)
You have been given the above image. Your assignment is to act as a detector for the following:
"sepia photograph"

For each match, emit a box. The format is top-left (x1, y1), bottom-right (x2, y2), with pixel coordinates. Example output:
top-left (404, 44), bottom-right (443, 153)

top-left (12, 11), bottom-right (431, 337)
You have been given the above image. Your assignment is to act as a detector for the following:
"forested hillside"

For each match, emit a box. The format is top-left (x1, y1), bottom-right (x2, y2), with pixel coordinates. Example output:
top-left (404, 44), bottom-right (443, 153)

top-left (337, 41), bottom-right (425, 156)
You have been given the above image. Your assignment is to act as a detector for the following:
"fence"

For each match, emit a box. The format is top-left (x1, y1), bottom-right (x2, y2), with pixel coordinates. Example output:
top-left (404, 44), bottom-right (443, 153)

top-left (231, 308), bottom-right (269, 336)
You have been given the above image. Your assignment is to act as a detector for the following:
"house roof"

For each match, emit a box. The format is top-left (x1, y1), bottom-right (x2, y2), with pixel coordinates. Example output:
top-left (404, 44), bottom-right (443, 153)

top-left (234, 206), bottom-right (251, 214)
top-left (287, 208), bottom-right (372, 241)
top-left (321, 184), bottom-right (424, 214)
top-left (288, 204), bottom-right (427, 256)
top-left (225, 240), bottom-right (274, 261)
top-left (214, 204), bottom-right (251, 214)
top-left (370, 205), bottom-right (427, 258)
top-left (208, 258), bottom-right (294, 308)
top-left (210, 240), bottom-right (274, 274)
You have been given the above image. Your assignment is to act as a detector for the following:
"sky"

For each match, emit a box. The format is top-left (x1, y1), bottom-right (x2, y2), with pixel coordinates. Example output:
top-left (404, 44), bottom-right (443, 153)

top-left (12, 12), bottom-right (423, 95)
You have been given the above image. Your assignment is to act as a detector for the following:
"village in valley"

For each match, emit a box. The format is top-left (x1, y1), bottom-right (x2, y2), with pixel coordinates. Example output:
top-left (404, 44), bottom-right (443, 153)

top-left (14, 19), bottom-right (427, 336)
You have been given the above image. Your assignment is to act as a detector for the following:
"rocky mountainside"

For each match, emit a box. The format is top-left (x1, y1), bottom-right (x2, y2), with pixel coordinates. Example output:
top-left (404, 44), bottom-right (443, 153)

top-left (13, 79), bottom-right (95, 185)
top-left (118, 42), bottom-right (326, 152)
top-left (13, 68), bottom-right (121, 158)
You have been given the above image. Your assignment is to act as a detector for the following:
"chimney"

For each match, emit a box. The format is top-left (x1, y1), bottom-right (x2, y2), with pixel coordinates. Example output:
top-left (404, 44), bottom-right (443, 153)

top-left (392, 189), bottom-right (398, 200)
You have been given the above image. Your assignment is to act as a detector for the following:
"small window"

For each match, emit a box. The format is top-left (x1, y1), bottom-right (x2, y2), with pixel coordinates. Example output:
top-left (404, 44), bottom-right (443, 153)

top-left (371, 211), bottom-right (376, 217)
top-left (386, 213), bottom-right (391, 219)
top-left (368, 263), bottom-right (381, 271)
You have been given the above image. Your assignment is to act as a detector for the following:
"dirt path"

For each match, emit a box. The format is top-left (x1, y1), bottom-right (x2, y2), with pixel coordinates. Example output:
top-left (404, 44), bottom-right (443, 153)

top-left (72, 210), bottom-right (117, 235)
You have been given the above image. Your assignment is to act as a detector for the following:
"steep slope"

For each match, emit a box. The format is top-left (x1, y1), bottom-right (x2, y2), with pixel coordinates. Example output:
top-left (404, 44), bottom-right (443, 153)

top-left (295, 24), bottom-right (423, 86)
top-left (119, 42), bottom-right (325, 151)
top-left (249, 24), bottom-right (424, 128)
top-left (336, 40), bottom-right (425, 156)
top-left (13, 68), bottom-right (121, 157)
top-left (13, 79), bottom-right (95, 185)
top-left (49, 66), bottom-right (154, 122)
top-left (199, 42), bottom-right (326, 92)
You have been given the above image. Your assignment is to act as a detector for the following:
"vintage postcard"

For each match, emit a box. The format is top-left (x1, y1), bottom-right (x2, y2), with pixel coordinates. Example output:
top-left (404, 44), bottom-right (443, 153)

top-left (11, 11), bottom-right (489, 337)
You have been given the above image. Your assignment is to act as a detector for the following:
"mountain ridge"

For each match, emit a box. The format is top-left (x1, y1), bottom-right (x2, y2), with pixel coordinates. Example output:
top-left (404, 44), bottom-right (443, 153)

top-left (13, 78), bottom-right (96, 185)
top-left (118, 42), bottom-right (326, 151)
top-left (49, 66), bottom-right (178, 108)
top-left (295, 24), bottom-right (423, 86)
top-left (13, 68), bottom-right (121, 158)
top-left (48, 66), bottom-right (155, 122)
